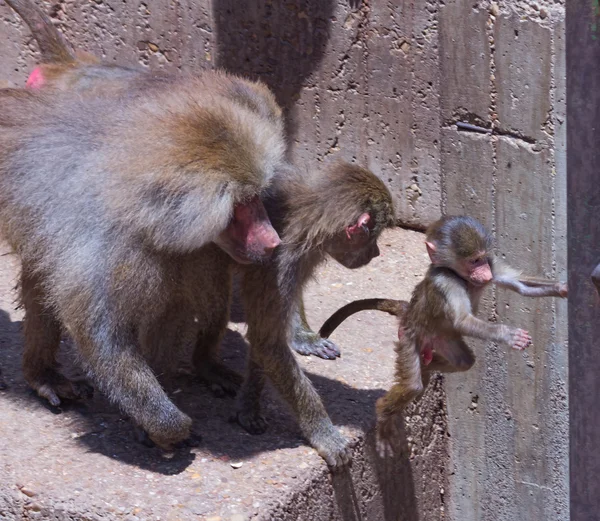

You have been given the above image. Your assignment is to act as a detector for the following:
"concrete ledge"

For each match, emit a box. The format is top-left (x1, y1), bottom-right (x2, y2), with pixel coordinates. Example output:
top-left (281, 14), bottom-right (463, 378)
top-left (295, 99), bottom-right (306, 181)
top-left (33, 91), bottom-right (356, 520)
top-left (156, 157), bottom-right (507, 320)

top-left (0, 228), bottom-right (446, 520)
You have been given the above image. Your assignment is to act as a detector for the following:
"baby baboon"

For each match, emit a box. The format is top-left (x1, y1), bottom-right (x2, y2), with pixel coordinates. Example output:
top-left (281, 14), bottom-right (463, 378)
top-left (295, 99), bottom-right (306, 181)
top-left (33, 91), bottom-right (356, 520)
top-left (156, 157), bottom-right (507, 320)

top-left (232, 161), bottom-right (395, 468)
top-left (318, 215), bottom-right (567, 456)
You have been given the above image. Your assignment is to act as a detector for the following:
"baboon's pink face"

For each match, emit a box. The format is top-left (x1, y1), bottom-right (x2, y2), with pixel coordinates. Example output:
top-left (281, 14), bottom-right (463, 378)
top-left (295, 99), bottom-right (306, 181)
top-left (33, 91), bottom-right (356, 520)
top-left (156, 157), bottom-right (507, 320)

top-left (215, 195), bottom-right (280, 264)
top-left (459, 252), bottom-right (493, 286)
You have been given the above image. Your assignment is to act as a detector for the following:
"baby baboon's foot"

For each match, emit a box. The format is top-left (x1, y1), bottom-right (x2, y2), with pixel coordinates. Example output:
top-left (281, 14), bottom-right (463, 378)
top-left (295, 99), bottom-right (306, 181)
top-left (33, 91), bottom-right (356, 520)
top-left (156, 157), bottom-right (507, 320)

top-left (26, 369), bottom-right (93, 407)
top-left (196, 360), bottom-right (243, 397)
top-left (309, 425), bottom-right (352, 469)
top-left (375, 415), bottom-right (402, 458)
top-left (236, 409), bottom-right (268, 435)
top-left (291, 330), bottom-right (341, 360)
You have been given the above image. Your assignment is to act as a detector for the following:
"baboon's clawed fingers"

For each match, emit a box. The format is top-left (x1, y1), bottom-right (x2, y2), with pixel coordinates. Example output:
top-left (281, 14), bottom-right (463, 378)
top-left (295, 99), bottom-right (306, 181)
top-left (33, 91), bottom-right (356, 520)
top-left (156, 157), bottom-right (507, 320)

top-left (309, 426), bottom-right (352, 469)
top-left (144, 412), bottom-right (193, 451)
top-left (173, 431), bottom-right (203, 449)
top-left (556, 281), bottom-right (568, 298)
top-left (26, 369), bottom-right (93, 407)
top-left (291, 331), bottom-right (341, 360)
top-left (509, 328), bottom-right (532, 351)
top-left (134, 426), bottom-right (202, 450)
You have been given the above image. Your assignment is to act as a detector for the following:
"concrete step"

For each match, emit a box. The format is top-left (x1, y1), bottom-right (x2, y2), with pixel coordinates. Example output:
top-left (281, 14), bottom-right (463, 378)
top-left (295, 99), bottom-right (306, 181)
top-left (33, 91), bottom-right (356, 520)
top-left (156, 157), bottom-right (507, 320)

top-left (0, 228), bottom-right (446, 521)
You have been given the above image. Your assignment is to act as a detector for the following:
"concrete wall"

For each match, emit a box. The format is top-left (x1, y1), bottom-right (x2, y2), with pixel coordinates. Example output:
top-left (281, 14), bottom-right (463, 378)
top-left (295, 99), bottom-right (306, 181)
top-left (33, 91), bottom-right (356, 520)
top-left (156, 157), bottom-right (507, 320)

top-left (439, 1), bottom-right (568, 520)
top-left (0, 0), bottom-right (567, 518)
top-left (0, 0), bottom-right (442, 229)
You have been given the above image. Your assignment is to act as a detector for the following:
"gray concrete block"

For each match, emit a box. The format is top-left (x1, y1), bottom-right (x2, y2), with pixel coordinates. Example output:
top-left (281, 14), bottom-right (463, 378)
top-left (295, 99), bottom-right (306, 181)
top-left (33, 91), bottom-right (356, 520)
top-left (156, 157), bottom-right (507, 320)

top-left (0, 2), bottom-right (36, 86)
top-left (410, 2), bottom-right (443, 228)
top-left (493, 136), bottom-right (567, 521)
top-left (365, 2), bottom-right (420, 225)
top-left (445, 133), bottom-right (567, 521)
top-left (496, 137), bottom-right (553, 271)
top-left (495, 15), bottom-right (552, 140)
top-left (546, 18), bottom-right (569, 520)
top-left (0, 230), bottom-right (447, 521)
top-left (441, 129), bottom-right (495, 521)
top-left (553, 18), bottom-right (567, 289)
top-left (439, 2), bottom-right (491, 122)
top-left (441, 128), bottom-right (494, 229)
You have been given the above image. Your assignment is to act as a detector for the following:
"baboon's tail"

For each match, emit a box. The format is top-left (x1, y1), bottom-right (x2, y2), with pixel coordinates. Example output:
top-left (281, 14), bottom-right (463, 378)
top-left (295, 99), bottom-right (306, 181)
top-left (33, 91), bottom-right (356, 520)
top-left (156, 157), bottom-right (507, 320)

top-left (318, 298), bottom-right (409, 338)
top-left (4, 0), bottom-right (76, 63)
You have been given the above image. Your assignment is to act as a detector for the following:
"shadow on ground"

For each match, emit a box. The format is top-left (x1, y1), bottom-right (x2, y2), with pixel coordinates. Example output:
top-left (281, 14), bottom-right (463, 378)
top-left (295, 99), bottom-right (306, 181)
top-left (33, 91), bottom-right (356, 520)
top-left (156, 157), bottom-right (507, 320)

top-left (0, 305), bottom-right (409, 479)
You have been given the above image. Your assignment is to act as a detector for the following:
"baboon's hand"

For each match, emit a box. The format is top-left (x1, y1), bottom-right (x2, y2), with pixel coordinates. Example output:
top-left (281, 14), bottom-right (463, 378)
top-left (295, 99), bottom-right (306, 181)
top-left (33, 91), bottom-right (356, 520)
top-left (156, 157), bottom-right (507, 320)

top-left (556, 282), bottom-right (568, 298)
top-left (26, 369), bottom-right (93, 407)
top-left (507, 327), bottom-right (532, 351)
top-left (236, 409), bottom-right (268, 435)
top-left (145, 410), bottom-right (193, 450)
top-left (309, 425), bottom-right (352, 469)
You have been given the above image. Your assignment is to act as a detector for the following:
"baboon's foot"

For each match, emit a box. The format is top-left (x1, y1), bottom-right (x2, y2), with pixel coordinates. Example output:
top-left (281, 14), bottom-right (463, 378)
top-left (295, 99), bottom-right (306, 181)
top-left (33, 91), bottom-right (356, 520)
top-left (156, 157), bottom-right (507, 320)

top-left (144, 409), bottom-right (194, 451)
top-left (136, 425), bottom-right (202, 449)
top-left (26, 369), bottom-right (93, 407)
top-left (235, 409), bottom-right (268, 435)
top-left (291, 330), bottom-right (340, 360)
top-left (196, 360), bottom-right (243, 397)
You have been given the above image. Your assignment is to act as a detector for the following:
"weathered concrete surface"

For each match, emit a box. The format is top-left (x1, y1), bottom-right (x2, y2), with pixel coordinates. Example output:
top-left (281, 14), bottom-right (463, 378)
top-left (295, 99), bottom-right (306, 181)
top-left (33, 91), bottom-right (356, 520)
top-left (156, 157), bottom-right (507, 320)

top-left (442, 129), bottom-right (494, 520)
top-left (439, 1), bottom-right (490, 123)
top-left (0, 0), bottom-right (569, 518)
top-left (439, 1), bottom-right (568, 519)
top-left (0, 0), bottom-right (442, 228)
top-left (494, 138), bottom-right (566, 521)
top-left (441, 129), bottom-right (495, 230)
top-left (0, 228), bottom-right (448, 520)
top-left (495, 14), bottom-right (553, 140)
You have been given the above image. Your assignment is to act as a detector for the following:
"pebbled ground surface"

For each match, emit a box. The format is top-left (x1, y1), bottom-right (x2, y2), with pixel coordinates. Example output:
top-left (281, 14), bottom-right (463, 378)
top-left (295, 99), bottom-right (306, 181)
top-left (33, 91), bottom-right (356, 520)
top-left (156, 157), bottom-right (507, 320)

top-left (0, 227), bottom-right (447, 521)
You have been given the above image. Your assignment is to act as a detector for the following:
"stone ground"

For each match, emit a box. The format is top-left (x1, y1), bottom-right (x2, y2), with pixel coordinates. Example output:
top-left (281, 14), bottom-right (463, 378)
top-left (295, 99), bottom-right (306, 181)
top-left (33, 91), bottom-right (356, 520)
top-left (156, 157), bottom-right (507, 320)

top-left (0, 228), bottom-right (445, 521)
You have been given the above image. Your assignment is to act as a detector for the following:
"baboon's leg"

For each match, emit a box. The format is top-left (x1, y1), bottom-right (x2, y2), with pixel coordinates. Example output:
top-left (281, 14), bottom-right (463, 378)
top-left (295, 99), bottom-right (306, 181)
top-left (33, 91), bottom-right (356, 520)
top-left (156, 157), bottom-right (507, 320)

top-left (192, 270), bottom-right (242, 396)
top-left (235, 358), bottom-right (268, 434)
top-left (21, 268), bottom-right (92, 406)
top-left (290, 296), bottom-right (340, 360)
top-left (375, 336), bottom-right (423, 457)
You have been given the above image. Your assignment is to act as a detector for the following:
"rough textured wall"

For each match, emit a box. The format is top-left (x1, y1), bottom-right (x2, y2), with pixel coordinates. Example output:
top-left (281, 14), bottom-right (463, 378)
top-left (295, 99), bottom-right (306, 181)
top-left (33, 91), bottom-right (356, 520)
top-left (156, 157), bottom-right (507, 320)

top-left (0, 0), bottom-right (567, 518)
top-left (439, 1), bottom-right (568, 520)
top-left (0, 0), bottom-right (442, 229)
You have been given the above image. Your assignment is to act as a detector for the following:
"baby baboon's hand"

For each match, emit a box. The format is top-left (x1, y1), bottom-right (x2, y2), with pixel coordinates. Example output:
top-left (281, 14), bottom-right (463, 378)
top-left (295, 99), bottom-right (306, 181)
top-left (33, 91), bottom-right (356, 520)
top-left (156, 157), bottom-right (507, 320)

top-left (556, 282), bottom-right (568, 298)
top-left (508, 328), bottom-right (532, 351)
